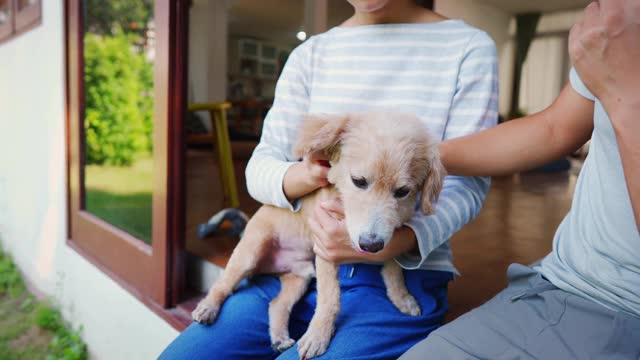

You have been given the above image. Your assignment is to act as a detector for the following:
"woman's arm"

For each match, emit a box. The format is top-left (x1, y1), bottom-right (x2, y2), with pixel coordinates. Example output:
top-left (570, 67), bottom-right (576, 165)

top-left (245, 41), bottom-right (325, 210)
top-left (394, 31), bottom-right (498, 269)
top-left (440, 83), bottom-right (595, 177)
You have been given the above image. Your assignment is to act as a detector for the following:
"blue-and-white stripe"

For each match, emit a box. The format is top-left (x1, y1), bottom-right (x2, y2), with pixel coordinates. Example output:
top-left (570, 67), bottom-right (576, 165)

top-left (246, 20), bottom-right (498, 274)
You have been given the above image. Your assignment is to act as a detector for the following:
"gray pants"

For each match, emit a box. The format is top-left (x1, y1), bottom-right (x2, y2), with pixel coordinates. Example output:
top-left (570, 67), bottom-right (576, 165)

top-left (400, 264), bottom-right (640, 360)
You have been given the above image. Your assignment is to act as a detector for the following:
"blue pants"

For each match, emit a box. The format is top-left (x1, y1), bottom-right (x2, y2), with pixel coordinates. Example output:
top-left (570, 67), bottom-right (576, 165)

top-left (160, 264), bottom-right (452, 359)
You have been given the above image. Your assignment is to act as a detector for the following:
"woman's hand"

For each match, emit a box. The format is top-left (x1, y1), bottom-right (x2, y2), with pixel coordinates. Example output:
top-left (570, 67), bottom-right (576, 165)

top-left (308, 198), bottom-right (369, 264)
top-left (283, 153), bottom-right (331, 202)
top-left (570, 0), bottom-right (640, 112)
top-left (303, 154), bottom-right (332, 188)
top-left (309, 199), bottom-right (420, 264)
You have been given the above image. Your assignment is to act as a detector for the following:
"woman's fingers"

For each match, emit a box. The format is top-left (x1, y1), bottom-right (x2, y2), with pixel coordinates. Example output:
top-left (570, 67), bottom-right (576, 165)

top-left (311, 164), bottom-right (330, 179)
top-left (309, 217), bottom-right (339, 262)
top-left (308, 162), bottom-right (330, 187)
top-left (320, 199), bottom-right (344, 218)
top-left (313, 205), bottom-right (337, 236)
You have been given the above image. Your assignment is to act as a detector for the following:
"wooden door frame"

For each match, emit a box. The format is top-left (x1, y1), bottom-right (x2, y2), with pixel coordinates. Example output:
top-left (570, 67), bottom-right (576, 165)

top-left (66, 0), bottom-right (188, 328)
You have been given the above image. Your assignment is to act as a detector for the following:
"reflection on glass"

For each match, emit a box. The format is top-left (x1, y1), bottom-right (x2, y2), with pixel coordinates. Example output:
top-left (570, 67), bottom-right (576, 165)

top-left (83, 0), bottom-right (155, 243)
top-left (0, 0), bottom-right (10, 25)
top-left (17, 0), bottom-right (36, 11)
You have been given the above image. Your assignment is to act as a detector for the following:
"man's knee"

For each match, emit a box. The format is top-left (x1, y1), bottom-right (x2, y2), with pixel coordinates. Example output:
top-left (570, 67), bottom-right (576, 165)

top-left (398, 330), bottom-right (474, 360)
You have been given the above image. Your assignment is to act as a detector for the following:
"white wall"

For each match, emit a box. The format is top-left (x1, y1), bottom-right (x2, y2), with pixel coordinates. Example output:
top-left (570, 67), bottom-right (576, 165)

top-left (435, 2), bottom-right (584, 117)
top-left (189, 0), bottom-right (229, 131)
top-left (0, 2), bottom-right (178, 359)
top-left (435, 0), bottom-right (514, 116)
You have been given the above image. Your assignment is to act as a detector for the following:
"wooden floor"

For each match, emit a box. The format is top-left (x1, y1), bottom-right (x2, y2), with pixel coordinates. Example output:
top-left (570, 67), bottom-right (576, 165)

top-left (445, 169), bottom-right (578, 320)
top-left (185, 145), bottom-right (579, 321)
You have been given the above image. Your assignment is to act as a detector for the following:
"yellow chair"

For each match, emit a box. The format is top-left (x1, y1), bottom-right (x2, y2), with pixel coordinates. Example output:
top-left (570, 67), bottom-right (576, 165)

top-left (188, 102), bottom-right (239, 209)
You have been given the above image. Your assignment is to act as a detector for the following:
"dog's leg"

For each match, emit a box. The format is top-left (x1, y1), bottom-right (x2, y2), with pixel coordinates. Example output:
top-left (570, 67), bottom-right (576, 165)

top-left (381, 261), bottom-right (421, 316)
top-left (269, 271), bottom-right (312, 353)
top-left (297, 257), bottom-right (340, 359)
top-left (192, 221), bottom-right (271, 324)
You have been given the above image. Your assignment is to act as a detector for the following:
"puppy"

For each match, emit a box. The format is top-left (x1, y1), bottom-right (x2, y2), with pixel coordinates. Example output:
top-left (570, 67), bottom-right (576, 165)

top-left (192, 110), bottom-right (445, 359)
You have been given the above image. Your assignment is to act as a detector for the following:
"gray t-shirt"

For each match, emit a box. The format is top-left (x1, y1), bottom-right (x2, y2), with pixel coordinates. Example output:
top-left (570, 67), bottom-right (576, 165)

top-left (537, 68), bottom-right (640, 317)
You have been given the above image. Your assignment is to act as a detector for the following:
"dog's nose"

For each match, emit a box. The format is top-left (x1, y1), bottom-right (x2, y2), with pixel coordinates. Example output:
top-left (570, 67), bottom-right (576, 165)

top-left (358, 234), bottom-right (384, 253)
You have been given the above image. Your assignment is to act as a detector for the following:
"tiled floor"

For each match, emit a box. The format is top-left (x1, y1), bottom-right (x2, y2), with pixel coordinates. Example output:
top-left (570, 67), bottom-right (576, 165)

top-left (185, 145), bottom-right (579, 321)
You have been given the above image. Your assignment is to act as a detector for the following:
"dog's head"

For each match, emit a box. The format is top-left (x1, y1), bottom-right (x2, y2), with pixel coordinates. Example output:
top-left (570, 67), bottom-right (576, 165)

top-left (293, 110), bottom-right (445, 253)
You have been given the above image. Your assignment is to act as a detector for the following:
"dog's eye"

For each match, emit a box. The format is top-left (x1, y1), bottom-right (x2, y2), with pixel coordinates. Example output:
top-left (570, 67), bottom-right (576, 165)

top-left (394, 187), bottom-right (410, 198)
top-left (351, 176), bottom-right (368, 189)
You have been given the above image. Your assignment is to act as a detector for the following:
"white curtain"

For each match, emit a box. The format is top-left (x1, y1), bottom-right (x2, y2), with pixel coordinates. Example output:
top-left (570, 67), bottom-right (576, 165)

top-left (518, 35), bottom-right (567, 115)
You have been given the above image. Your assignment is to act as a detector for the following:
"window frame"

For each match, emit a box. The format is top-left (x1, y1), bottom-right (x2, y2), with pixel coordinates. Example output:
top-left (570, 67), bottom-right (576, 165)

top-left (0, 1), bottom-right (13, 42)
top-left (65, 0), bottom-right (190, 329)
top-left (0, 0), bottom-right (41, 44)
top-left (15, 0), bottom-right (40, 32)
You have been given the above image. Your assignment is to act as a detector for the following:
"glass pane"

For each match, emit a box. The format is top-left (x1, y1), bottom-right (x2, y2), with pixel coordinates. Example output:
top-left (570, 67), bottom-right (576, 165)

top-left (83, 0), bottom-right (155, 244)
top-left (0, 0), bottom-right (10, 26)
top-left (17, 0), bottom-right (36, 11)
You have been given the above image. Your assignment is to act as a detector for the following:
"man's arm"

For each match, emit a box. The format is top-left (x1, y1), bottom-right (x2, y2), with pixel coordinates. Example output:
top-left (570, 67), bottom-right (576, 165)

top-left (440, 84), bottom-right (594, 177)
top-left (568, 0), bottom-right (640, 230)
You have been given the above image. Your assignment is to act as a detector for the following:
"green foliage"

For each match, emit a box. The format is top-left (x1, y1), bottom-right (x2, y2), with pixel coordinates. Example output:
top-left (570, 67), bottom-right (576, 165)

top-left (85, 157), bottom-right (153, 243)
top-left (86, 0), bottom-right (154, 36)
top-left (0, 247), bottom-right (88, 360)
top-left (84, 31), bottom-right (154, 166)
top-left (0, 251), bottom-right (25, 298)
top-left (35, 306), bottom-right (63, 332)
top-left (36, 306), bottom-right (87, 360)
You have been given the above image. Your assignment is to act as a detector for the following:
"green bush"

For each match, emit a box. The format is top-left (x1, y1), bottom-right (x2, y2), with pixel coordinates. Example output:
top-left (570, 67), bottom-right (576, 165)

top-left (85, 0), bottom-right (154, 36)
top-left (84, 31), bottom-right (153, 166)
top-left (0, 246), bottom-right (88, 360)
top-left (36, 305), bottom-right (88, 360)
top-left (0, 250), bottom-right (25, 297)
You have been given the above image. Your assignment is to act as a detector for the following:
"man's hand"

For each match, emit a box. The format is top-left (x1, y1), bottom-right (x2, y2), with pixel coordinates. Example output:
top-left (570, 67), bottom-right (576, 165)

top-left (570, 0), bottom-right (640, 112)
top-left (570, 0), bottom-right (640, 231)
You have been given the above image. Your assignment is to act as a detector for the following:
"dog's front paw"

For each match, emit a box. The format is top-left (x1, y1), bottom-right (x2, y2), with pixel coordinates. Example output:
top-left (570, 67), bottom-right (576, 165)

top-left (191, 300), bottom-right (220, 324)
top-left (297, 324), bottom-right (333, 359)
top-left (271, 335), bottom-right (295, 353)
top-left (395, 293), bottom-right (421, 316)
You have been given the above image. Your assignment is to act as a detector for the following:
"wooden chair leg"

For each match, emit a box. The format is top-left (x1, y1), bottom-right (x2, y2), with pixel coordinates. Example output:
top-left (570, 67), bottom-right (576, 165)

top-left (210, 109), bottom-right (239, 209)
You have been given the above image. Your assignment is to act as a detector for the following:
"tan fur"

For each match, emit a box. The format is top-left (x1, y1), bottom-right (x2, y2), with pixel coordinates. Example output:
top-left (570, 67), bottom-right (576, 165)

top-left (193, 110), bottom-right (445, 359)
top-left (269, 273), bottom-right (313, 352)
top-left (420, 146), bottom-right (446, 215)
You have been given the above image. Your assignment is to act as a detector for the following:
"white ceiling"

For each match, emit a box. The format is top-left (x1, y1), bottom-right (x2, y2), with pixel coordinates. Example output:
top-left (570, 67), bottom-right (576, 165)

top-left (477, 0), bottom-right (591, 14)
top-left (228, 0), bottom-right (352, 44)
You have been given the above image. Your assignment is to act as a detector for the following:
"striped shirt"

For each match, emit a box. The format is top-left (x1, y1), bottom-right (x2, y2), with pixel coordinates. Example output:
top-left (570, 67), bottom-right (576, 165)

top-left (246, 20), bottom-right (498, 274)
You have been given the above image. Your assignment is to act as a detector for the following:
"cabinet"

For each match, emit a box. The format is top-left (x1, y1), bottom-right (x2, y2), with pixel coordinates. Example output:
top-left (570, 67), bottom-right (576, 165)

top-left (233, 38), bottom-right (290, 80)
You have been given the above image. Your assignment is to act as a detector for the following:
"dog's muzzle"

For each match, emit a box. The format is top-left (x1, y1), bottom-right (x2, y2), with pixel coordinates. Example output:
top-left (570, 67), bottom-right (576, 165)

top-left (358, 233), bottom-right (384, 253)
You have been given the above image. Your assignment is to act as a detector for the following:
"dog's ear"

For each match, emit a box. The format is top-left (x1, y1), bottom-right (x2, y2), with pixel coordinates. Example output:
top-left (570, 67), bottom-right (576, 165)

top-left (420, 146), bottom-right (446, 215)
top-left (292, 113), bottom-right (350, 159)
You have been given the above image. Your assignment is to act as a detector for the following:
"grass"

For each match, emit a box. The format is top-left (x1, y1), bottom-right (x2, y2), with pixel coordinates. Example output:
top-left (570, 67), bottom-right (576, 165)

top-left (85, 156), bottom-right (153, 243)
top-left (0, 248), bottom-right (88, 360)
